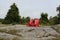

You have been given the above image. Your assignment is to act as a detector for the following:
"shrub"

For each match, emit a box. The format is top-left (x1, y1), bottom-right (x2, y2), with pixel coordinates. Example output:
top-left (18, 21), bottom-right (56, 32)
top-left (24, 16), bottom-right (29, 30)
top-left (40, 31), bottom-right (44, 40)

top-left (2, 20), bottom-right (11, 24)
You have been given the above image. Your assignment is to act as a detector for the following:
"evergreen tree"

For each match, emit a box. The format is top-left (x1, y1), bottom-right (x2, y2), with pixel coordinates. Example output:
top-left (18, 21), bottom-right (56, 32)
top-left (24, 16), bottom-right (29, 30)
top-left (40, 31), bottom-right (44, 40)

top-left (3, 3), bottom-right (20, 24)
top-left (25, 17), bottom-right (30, 22)
top-left (40, 13), bottom-right (48, 24)
top-left (21, 17), bottom-right (25, 24)
top-left (57, 5), bottom-right (60, 24)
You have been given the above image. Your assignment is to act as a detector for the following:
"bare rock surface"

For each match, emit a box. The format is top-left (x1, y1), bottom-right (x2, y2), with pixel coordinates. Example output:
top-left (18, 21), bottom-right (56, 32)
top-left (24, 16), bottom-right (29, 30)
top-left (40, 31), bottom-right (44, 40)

top-left (0, 25), bottom-right (60, 40)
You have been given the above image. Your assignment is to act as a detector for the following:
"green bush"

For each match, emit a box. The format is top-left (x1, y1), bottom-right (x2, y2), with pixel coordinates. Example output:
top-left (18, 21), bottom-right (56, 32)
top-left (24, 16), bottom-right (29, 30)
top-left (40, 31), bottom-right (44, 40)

top-left (2, 20), bottom-right (11, 24)
top-left (0, 19), bottom-right (3, 22)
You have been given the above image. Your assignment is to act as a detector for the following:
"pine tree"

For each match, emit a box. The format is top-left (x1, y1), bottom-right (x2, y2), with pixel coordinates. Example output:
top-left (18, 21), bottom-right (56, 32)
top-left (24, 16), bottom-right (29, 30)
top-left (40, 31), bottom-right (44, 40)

top-left (40, 13), bottom-right (48, 24)
top-left (57, 5), bottom-right (60, 24)
top-left (3, 3), bottom-right (20, 24)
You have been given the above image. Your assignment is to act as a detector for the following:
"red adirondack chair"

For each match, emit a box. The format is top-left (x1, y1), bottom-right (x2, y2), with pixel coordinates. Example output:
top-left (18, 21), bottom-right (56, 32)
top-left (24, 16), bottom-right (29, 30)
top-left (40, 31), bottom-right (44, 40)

top-left (34, 18), bottom-right (39, 27)
top-left (26, 18), bottom-right (39, 27)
